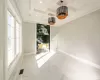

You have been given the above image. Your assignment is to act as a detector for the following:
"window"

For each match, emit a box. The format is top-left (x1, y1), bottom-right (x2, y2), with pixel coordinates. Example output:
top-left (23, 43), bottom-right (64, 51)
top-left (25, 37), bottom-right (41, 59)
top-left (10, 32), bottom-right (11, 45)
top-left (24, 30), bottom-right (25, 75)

top-left (7, 11), bottom-right (15, 66)
top-left (7, 11), bottom-right (21, 66)
top-left (16, 22), bottom-right (20, 55)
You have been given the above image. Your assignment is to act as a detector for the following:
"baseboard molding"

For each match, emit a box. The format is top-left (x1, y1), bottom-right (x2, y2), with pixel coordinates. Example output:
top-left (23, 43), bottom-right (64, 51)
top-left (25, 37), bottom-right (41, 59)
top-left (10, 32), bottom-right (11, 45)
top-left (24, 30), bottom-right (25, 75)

top-left (58, 49), bottom-right (100, 70)
top-left (58, 49), bottom-right (68, 55)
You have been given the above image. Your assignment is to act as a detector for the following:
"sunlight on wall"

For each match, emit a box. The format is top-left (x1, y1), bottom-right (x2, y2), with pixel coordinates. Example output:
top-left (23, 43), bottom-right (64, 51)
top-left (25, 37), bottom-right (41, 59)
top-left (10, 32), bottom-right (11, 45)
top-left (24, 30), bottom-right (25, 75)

top-left (35, 51), bottom-right (56, 68)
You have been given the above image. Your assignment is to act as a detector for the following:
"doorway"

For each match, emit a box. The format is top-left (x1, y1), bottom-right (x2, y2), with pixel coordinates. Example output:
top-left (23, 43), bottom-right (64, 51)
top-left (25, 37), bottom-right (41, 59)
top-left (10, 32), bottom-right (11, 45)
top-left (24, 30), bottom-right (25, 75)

top-left (36, 24), bottom-right (50, 54)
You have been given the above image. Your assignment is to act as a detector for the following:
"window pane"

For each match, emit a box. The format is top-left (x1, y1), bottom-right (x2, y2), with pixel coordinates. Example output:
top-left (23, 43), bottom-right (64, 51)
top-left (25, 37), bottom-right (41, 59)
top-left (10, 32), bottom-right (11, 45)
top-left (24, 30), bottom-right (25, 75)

top-left (16, 30), bottom-right (19, 38)
top-left (7, 11), bottom-right (14, 27)
top-left (16, 22), bottom-right (20, 31)
top-left (8, 38), bottom-right (15, 51)
top-left (7, 11), bottom-right (15, 66)
top-left (16, 39), bottom-right (20, 55)
top-left (8, 25), bottom-right (14, 38)
top-left (8, 50), bottom-right (14, 66)
top-left (16, 22), bottom-right (20, 55)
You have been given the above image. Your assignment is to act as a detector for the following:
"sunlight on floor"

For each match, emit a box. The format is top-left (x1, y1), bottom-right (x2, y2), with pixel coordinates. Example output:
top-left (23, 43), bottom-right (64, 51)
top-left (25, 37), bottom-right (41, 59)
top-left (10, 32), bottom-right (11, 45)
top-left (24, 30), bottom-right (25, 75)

top-left (35, 51), bottom-right (56, 68)
top-left (35, 52), bottom-right (48, 60)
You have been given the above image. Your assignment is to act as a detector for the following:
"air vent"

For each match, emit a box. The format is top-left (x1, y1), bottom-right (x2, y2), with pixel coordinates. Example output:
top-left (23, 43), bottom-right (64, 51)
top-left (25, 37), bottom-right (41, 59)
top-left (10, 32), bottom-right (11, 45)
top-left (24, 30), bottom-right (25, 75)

top-left (19, 69), bottom-right (24, 75)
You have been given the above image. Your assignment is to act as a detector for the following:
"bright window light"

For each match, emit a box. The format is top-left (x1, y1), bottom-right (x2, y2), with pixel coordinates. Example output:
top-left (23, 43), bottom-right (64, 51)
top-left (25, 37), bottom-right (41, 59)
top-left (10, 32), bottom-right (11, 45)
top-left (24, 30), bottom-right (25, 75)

top-left (7, 11), bottom-right (21, 66)
top-left (7, 11), bottom-right (15, 66)
top-left (36, 51), bottom-right (56, 68)
top-left (35, 52), bottom-right (48, 60)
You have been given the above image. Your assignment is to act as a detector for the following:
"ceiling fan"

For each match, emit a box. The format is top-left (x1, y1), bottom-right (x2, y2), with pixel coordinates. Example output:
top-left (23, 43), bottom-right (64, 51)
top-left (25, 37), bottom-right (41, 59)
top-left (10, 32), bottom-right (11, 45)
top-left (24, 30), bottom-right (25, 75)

top-left (57, 0), bottom-right (76, 11)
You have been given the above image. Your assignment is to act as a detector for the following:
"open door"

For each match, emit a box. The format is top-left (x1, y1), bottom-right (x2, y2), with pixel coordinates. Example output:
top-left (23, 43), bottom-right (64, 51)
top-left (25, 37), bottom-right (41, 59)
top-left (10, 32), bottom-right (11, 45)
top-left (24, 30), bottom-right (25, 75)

top-left (36, 24), bottom-right (50, 54)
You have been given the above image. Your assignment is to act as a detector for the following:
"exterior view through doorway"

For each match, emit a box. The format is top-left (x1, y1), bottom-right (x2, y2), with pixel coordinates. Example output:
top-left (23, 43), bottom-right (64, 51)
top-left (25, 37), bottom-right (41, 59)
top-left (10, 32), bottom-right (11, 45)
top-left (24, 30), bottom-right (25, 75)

top-left (36, 24), bottom-right (50, 54)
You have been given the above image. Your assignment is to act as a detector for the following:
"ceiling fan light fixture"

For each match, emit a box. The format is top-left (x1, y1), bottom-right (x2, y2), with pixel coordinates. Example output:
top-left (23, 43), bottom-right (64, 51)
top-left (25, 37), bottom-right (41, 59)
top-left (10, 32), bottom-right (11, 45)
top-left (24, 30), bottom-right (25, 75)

top-left (56, 0), bottom-right (68, 20)
top-left (48, 17), bottom-right (56, 25)
top-left (57, 6), bottom-right (68, 19)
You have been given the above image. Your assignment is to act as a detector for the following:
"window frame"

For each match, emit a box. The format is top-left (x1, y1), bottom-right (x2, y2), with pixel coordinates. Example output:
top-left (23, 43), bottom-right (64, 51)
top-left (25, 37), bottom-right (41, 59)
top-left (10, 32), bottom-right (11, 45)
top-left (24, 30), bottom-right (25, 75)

top-left (7, 9), bottom-right (22, 67)
top-left (15, 21), bottom-right (21, 56)
top-left (7, 1), bottom-right (22, 80)
top-left (7, 10), bottom-right (16, 66)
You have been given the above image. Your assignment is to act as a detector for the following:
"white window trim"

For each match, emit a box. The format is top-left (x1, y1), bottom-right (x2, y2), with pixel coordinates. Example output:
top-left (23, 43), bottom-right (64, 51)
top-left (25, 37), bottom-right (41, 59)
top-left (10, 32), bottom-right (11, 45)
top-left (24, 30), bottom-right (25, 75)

top-left (7, 0), bottom-right (21, 23)
top-left (7, 9), bottom-right (21, 68)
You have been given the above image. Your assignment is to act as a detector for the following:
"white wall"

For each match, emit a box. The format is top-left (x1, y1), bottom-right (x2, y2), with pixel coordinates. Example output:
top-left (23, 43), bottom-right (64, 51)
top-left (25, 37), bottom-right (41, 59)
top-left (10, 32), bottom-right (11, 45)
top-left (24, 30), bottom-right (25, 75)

top-left (22, 23), bottom-right (60, 53)
top-left (58, 9), bottom-right (100, 65)
top-left (22, 22), bottom-right (36, 54)
top-left (50, 27), bottom-right (61, 52)
top-left (0, 0), bottom-right (7, 80)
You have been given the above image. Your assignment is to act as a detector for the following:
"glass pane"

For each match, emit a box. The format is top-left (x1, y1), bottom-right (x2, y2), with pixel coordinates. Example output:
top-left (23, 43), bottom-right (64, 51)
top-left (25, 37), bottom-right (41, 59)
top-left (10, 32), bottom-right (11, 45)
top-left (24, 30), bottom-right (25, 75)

top-left (16, 22), bottom-right (20, 55)
top-left (8, 38), bottom-right (15, 51)
top-left (16, 39), bottom-right (20, 55)
top-left (7, 11), bottom-right (14, 27)
top-left (8, 38), bottom-right (11, 50)
top-left (7, 11), bottom-right (15, 66)
top-left (8, 25), bottom-right (14, 38)
top-left (8, 14), bottom-right (11, 26)
top-left (16, 30), bottom-right (19, 38)
top-left (16, 22), bottom-right (20, 31)
top-left (8, 49), bottom-right (14, 66)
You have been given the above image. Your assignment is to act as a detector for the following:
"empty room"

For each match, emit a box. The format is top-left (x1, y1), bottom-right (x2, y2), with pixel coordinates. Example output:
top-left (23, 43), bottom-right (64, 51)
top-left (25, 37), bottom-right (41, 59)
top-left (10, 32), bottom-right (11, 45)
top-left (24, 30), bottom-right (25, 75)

top-left (0, 0), bottom-right (100, 80)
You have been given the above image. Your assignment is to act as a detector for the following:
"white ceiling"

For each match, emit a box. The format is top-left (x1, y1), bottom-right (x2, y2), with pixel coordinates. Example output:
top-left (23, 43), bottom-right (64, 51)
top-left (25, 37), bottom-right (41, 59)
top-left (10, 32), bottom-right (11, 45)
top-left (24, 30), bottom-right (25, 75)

top-left (16, 0), bottom-right (100, 26)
